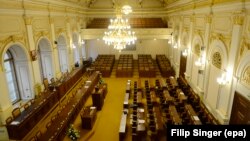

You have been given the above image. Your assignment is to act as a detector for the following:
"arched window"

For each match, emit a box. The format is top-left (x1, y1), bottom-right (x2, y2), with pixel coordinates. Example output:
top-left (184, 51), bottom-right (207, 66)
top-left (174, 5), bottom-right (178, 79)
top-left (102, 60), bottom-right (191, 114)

top-left (4, 50), bottom-right (20, 103)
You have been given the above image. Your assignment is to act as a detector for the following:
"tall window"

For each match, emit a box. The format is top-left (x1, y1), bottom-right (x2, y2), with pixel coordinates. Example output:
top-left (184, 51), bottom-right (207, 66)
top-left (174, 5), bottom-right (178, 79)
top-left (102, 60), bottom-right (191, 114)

top-left (4, 50), bottom-right (20, 103)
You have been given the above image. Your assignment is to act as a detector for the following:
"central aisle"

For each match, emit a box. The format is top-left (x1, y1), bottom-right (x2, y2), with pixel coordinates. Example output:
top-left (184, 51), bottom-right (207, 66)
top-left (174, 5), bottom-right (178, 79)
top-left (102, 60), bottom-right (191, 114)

top-left (63, 77), bottom-right (132, 141)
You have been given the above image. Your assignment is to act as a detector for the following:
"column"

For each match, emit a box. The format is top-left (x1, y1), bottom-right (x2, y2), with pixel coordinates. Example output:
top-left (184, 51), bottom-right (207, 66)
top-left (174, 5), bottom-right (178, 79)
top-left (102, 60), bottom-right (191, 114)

top-left (201, 14), bottom-right (212, 97)
top-left (49, 17), bottom-right (61, 78)
top-left (24, 16), bottom-right (42, 90)
top-left (76, 17), bottom-right (83, 65)
top-left (185, 15), bottom-right (195, 81)
top-left (66, 16), bottom-right (73, 71)
top-left (224, 13), bottom-right (244, 117)
top-left (175, 16), bottom-right (183, 77)
top-left (0, 69), bottom-right (12, 123)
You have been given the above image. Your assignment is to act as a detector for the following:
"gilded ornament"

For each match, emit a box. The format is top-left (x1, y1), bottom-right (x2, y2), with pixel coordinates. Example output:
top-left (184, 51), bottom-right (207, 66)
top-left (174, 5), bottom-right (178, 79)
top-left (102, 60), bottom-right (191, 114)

top-left (242, 66), bottom-right (250, 86)
top-left (24, 16), bottom-right (33, 25)
top-left (212, 52), bottom-right (222, 69)
top-left (233, 15), bottom-right (244, 25)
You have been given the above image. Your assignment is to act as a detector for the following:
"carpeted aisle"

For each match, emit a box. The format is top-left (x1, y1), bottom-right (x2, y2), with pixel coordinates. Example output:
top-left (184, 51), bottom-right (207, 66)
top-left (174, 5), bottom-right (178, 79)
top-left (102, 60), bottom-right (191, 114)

top-left (63, 77), bottom-right (133, 141)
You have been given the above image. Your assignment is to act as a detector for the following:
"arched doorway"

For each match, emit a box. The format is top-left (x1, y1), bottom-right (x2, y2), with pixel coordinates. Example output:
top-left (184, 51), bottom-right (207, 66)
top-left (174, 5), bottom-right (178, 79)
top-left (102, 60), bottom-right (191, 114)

top-left (38, 38), bottom-right (54, 83)
top-left (57, 35), bottom-right (69, 73)
top-left (3, 45), bottom-right (33, 103)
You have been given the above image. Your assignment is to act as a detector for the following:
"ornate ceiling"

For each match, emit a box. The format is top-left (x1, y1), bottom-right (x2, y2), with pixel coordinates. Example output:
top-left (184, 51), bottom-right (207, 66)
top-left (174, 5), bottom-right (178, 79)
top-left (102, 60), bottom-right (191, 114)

top-left (61, 0), bottom-right (178, 8)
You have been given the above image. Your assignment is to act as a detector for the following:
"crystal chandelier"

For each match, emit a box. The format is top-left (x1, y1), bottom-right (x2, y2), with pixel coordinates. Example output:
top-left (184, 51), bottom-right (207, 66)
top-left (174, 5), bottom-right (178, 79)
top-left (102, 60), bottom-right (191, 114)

top-left (103, 5), bottom-right (137, 52)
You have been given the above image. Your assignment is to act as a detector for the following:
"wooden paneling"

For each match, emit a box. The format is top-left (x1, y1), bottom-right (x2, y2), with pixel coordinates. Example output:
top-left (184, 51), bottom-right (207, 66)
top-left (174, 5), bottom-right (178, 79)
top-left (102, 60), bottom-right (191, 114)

top-left (230, 92), bottom-right (250, 124)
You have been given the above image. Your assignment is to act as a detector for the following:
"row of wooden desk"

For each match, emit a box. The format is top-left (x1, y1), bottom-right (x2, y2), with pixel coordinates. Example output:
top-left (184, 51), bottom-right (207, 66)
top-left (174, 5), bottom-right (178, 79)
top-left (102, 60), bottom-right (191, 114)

top-left (6, 66), bottom-right (89, 140)
top-left (49, 66), bottom-right (85, 100)
top-left (6, 91), bottom-right (58, 140)
top-left (38, 71), bottom-right (100, 141)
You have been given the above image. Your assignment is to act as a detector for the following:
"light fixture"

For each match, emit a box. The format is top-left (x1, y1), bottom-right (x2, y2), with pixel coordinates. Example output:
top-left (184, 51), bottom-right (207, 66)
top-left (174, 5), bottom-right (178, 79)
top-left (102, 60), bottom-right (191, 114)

top-left (195, 57), bottom-right (204, 66)
top-left (72, 44), bottom-right (76, 49)
top-left (195, 45), bottom-right (206, 67)
top-left (217, 72), bottom-right (229, 86)
top-left (122, 5), bottom-right (132, 15)
top-left (81, 40), bottom-right (85, 45)
top-left (182, 49), bottom-right (188, 56)
top-left (103, 5), bottom-right (137, 52)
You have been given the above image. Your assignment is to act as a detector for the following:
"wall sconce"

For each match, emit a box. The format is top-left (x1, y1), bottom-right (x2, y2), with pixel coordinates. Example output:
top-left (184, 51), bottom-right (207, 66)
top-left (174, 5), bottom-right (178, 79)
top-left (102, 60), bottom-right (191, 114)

top-left (195, 45), bottom-right (206, 67)
top-left (195, 57), bottom-right (204, 66)
top-left (217, 73), bottom-right (229, 86)
top-left (72, 44), bottom-right (76, 49)
top-left (81, 40), bottom-right (85, 45)
top-left (30, 50), bottom-right (37, 61)
top-left (173, 43), bottom-right (178, 48)
top-left (182, 49), bottom-right (188, 56)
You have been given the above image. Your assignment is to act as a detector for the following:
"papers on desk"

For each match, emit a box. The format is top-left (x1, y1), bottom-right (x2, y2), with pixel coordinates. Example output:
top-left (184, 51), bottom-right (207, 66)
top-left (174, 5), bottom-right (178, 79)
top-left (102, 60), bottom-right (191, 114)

top-left (138, 108), bottom-right (144, 113)
top-left (138, 119), bottom-right (145, 124)
top-left (11, 121), bottom-right (20, 125)
top-left (193, 116), bottom-right (200, 121)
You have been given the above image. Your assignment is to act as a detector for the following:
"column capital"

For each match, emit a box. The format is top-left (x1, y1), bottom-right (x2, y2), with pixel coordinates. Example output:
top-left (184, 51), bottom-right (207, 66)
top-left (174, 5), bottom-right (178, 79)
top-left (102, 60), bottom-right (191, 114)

top-left (66, 16), bottom-right (70, 23)
top-left (233, 11), bottom-right (245, 25)
top-left (49, 17), bottom-right (54, 24)
top-left (24, 16), bottom-right (33, 25)
top-left (205, 14), bottom-right (212, 24)
top-left (190, 15), bottom-right (195, 23)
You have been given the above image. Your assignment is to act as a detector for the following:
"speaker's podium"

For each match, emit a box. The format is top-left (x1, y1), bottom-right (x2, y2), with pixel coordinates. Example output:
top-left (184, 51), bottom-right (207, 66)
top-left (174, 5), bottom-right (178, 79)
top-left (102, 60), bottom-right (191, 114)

top-left (91, 86), bottom-right (104, 111)
top-left (80, 106), bottom-right (97, 129)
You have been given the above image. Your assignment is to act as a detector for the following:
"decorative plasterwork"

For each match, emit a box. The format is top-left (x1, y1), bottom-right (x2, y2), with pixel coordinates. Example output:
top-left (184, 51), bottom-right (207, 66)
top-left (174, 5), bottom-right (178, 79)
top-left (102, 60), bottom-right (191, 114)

top-left (233, 12), bottom-right (245, 25)
top-left (194, 44), bottom-right (201, 56)
top-left (212, 52), bottom-right (222, 69)
top-left (33, 31), bottom-right (50, 45)
top-left (56, 28), bottom-right (66, 37)
top-left (210, 33), bottom-right (230, 51)
top-left (241, 66), bottom-right (250, 88)
top-left (49, 17), bottom-right (54, 24)
top-left (205, 14), bottom-right (212, 24)
top-left (239, 38), bottom-right (250, 57)
top-left (24, 16), bottom-right (33, 25)
top-left (0, 34), bottom-right (26, 48)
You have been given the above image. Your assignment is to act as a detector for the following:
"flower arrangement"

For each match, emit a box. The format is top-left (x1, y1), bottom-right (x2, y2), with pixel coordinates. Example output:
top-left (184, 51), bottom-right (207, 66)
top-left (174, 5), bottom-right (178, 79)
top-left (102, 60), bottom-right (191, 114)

top-left (67, 124), bottom-right (80, 141)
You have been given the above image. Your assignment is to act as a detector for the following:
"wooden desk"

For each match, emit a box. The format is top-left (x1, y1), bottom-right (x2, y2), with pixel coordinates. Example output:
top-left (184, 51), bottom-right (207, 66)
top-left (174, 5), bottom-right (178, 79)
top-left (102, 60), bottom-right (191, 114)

top-left (38, 72), bottom-right (100, 141)
top-left (81, 107), bottom-right (97, 129)
top-left (163, 90), bottom-right (174, 103)
top-left (49, 66), bottom-right (85, 99)
top-left (169, 76), bottom-right (178, 89)
top-left (169, 105), bottom-right (182, 125)
top-left (119, 113), bottom-right (127, 141)
top-left (176, 89), bottom-right (187, 103)
top-left (154, 107), bottom-right (164, 133)
top-left (92, 88), bottom-right (104, 111)
top-left (7, 91), bottom-right (58, 140)
top-left (150, 91), bottom-right (157, 104)
top-left (185, 104), bottom-right (202, 125)
top-left (123, 93), bottom-right (129, 108)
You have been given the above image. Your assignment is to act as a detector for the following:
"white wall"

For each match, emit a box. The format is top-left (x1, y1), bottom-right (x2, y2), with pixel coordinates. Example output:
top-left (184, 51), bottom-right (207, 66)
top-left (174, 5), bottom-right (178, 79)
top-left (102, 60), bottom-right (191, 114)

top-left (86, 39), bottom-right (169, 60)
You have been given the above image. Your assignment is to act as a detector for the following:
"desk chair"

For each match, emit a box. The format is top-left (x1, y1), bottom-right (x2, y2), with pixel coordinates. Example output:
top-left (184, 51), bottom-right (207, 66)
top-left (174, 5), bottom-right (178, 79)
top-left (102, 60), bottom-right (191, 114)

top-left (29, 136), bottom-right (36, 141)
top-left (12, 107), bottom-right (21, 118)
top-left (24, 103), bottom-right (29, 110)
top-left (46, 121), bottom-right (52, 129)
top-left (5, 116), bottom-right (13, 125)
top-left (36, 130), bottom-right (42, 140)
top-left (43, 78), bottom-right (49, 91)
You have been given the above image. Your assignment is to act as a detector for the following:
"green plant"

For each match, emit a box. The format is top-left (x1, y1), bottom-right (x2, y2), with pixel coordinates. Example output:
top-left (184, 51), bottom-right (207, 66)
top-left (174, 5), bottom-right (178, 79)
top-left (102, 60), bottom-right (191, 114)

top-left (67, 124), bottom-right (80, 141)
